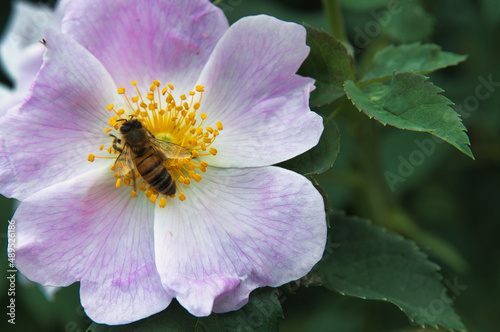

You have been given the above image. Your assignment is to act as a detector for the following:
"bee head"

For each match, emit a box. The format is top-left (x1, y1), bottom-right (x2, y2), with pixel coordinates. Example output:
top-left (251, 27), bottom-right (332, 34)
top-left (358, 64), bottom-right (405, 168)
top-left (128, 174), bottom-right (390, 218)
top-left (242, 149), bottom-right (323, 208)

top-left (119, 117), bottom-right (143, 134)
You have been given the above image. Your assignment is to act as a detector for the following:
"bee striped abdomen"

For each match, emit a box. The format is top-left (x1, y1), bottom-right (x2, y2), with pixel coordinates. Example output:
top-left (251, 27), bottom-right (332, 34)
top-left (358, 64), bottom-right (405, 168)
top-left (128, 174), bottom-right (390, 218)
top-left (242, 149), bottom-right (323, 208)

top-left (136, 152), bottom-right (176, 195)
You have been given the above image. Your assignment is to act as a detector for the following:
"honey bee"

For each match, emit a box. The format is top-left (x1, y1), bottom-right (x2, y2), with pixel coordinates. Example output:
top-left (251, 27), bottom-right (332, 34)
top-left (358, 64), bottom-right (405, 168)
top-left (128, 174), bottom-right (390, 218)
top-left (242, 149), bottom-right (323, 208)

top-left (110, 117), bottom-right (191, 195)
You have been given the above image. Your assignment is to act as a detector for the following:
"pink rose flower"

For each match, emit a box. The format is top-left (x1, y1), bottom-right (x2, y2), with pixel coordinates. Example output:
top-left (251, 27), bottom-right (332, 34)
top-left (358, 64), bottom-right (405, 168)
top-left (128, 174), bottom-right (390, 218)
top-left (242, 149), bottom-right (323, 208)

top-left (0, 0), bottom-right (326, 325)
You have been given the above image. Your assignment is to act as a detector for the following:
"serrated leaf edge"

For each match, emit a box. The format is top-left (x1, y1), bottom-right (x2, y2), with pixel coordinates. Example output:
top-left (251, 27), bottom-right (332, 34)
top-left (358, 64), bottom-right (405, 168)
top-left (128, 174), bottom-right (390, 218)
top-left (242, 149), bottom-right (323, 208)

top-left (344, 76), bottom-right (474, 159)
top-left (320, 212), bottom-right (467, 332)
top-left (360, 42), bottom-right (468, 83)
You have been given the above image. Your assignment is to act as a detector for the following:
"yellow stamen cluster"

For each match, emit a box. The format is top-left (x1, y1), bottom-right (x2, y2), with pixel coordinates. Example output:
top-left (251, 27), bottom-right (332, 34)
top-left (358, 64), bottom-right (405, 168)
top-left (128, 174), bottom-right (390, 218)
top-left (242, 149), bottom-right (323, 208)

top-left (88, 80), bottom-right (222, 207)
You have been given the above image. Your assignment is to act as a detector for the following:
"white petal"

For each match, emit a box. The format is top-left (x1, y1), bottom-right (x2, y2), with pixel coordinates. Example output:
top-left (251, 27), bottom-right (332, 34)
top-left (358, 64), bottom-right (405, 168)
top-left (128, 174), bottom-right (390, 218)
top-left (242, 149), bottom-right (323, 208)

top-left (0, 1), bottom-right (54, 80)
top-left (0, 30), bottom-right (123, 199)
top-left (196, 15), bottom-right (323, 167)
top-left (154, 166), bottom-right (326, 316)
top-left (13, 167), bottom-right (172, 324)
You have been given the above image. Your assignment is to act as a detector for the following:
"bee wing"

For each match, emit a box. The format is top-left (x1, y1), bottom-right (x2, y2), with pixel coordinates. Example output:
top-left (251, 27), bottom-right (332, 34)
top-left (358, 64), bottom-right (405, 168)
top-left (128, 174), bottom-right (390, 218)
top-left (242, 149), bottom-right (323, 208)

top-left (113, 144), bottom-right (134, 177)
top-left (151, 138), bottom-right (191, 160)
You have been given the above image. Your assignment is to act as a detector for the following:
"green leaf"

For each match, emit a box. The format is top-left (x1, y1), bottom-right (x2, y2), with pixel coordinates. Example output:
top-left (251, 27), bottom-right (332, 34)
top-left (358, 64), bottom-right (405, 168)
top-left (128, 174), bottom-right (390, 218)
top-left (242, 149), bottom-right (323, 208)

top-left (308, 174), bottom-right (332, 228)
top-left (383, 0), bottom-right (434, 43)
top-left (86, 288), bottom-right (282, 332)
top-left (480, 0), bottom-right (500, 24)
top-left (344, 73), bottom-right (474, 158)
top-left (361, 43), bottom-right (467, 82)
top-left (276, 117), bottom-right (340, 175)
top-left (313, 213), bottom-right (467, 331)
top-left (298, 24), bottom-right (356, 107)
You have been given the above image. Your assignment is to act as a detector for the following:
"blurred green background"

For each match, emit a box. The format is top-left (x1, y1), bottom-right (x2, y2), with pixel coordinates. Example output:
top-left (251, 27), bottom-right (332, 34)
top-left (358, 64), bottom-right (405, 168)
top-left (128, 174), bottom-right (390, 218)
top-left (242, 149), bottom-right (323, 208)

top-left (1, 0), bottom-right (499, 331)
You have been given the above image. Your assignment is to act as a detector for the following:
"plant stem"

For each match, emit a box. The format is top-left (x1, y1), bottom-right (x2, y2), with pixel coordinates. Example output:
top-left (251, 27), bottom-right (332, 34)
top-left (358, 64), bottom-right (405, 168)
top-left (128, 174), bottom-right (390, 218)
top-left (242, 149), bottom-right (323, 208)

top-left (321, 0), bottom-right (347, 43)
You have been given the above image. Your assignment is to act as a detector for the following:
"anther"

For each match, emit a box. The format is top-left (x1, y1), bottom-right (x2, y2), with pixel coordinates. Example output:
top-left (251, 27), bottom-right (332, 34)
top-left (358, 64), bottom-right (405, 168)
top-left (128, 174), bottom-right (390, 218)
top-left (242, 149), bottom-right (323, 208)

top-left (117, 87), bottom-right (126, 94)
top-left (88, 154), bottom-right (95, 162)
top-left (150, 194), bottom-right (157, 204)
top-left (159, 197), bottom-right (167, 208)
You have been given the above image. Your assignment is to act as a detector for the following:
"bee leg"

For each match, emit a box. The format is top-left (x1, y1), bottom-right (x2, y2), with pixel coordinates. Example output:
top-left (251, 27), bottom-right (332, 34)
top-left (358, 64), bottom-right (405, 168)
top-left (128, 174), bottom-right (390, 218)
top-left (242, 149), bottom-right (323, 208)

top-left (109, 134), bottom-right (123, 152)
top-left (131, 170), bottom-right (137, 192)
top-left (113, 143), bottom-right (123, 153)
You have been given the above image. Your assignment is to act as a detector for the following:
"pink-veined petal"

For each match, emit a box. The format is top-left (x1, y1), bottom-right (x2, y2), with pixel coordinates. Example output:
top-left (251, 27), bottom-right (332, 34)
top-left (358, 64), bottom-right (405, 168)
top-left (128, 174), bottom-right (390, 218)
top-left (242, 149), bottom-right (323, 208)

top-left (12, 167), bottom-right (172, 325)
top-left (61, 0), bottom-right (228, 93)
top-left (154, 166), bottom-right (327, 316)
top-left (0, 43), bottom-right (45, 116)
top-left (196, 15), bottom-right (323, 167)
top-left (0, 1), bottom-right (54, 81)
top-left (0, 29), bottom-right (121, 199)
top-left (0, 0), bottom-right (70, 116)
